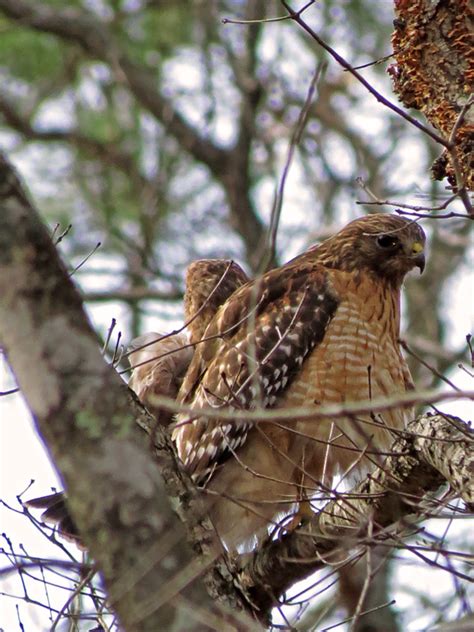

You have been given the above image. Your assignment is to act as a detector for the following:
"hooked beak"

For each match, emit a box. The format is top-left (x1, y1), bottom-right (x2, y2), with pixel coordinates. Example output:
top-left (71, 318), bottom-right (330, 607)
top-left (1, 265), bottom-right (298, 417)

top-left (414, 252), bottom-right (425, 274)
top-left (411, 241), bottom-right (425, 274)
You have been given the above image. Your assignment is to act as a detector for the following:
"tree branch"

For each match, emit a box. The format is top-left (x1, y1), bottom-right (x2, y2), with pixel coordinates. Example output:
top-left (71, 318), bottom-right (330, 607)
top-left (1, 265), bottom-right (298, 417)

top-left (0, 0), bottom-right (228, 177)
top-left (221, 1), bottom-right (273, 269)
top-left (0, 91), bottom-right (150, 192)
top-left (239, 412), bottom-right (473, 622)
top-left (0, 0), bottom-right (270, 270)
top-left (82, 287), bottom-right (183, 303)
top-left (0, 152), bottom-right (253, 631)
top-left (280, 0), bottom-right (450, 148)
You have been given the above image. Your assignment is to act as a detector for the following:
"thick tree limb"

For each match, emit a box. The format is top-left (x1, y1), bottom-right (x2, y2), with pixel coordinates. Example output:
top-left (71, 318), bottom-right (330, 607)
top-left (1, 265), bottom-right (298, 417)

top-left (239, 412), bottom-right (473, 622)
top-left (1, 149), bottom-right (472, 629)
top-left (0, 153), bottom-right (254, 631)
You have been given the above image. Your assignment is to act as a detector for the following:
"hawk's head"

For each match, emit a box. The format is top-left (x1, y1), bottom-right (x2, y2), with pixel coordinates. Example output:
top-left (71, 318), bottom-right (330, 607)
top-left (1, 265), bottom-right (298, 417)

top-left (314, 214), bottom-right (426, 285)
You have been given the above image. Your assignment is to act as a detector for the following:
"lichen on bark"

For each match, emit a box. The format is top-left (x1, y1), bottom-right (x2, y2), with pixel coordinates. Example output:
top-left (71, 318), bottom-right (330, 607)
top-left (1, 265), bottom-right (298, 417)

top-left (390, 0), bottom-right (473, 190)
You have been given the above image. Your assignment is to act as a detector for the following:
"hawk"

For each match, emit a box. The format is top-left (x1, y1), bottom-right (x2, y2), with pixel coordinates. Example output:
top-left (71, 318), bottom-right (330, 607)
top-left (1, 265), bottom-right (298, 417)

top-left (26, 261), bottom-right (248, 543)
top-left (184, 258), bottom-right (250, 344)
top-left (173, 214), bottom-right (426, 549)
top-left (129, 258), bottom-right (249, 415)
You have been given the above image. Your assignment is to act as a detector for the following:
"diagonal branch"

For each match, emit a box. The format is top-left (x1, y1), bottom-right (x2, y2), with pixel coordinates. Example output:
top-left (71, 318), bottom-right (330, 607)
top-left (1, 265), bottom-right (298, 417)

top-left (280, 0), bottom-right (450, 148)
top-left (239, 412), bottom-right (473, 622)
top-left (0, 92), bottom-right (150, 191)
top-left (0, 0), bottom-right (228, 177)
top-left (0, 152), bottom-right (254, 631)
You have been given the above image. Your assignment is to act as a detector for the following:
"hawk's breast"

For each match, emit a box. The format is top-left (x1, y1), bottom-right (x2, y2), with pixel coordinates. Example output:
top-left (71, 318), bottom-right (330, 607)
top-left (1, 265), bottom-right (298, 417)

top-left (278, 273), bottom-right (413, 479)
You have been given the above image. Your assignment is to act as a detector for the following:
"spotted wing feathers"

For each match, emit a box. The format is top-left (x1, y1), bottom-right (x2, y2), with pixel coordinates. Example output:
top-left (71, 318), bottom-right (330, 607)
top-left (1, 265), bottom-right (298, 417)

top-left (174, 261), bottom-right (339, 484)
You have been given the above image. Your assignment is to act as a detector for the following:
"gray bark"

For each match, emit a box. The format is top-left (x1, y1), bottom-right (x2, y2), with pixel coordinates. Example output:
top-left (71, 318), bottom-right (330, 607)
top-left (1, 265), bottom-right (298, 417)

top-left (0, 153), bottom-right (254, 631)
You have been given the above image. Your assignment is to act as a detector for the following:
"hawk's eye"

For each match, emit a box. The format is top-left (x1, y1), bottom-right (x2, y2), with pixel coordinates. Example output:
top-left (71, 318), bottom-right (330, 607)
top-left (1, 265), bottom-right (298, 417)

top-left (376, 234), bottom-right (399, 249)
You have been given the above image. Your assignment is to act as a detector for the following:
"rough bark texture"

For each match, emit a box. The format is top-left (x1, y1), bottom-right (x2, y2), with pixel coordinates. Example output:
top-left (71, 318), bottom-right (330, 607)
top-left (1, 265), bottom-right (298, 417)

top-left (0, 153), bottom-right (254, 632)
top-left (391, 0), bottom-right (474, 190)
top-left (239, 412), bottom-right (473, 623)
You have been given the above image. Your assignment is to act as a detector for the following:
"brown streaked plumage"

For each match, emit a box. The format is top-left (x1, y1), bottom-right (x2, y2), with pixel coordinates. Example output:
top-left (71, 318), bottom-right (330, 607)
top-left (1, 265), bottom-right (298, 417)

top-left (184, 259), bottom-right (249, 344)
top-left (174, 214), bottom-right (426, 548)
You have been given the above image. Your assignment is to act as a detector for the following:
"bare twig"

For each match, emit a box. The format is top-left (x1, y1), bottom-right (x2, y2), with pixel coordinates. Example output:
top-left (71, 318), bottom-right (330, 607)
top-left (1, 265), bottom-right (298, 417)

top-left (259, 62), bottom-right (326, 272)
top-left (355, 177), bottom-right (467, 216)
top-left (68, 243), bottom-right (101, 277)
top-left (280, 0), bottom-right (450, 148)
top-left (399, 339), bottom-right (462, 392)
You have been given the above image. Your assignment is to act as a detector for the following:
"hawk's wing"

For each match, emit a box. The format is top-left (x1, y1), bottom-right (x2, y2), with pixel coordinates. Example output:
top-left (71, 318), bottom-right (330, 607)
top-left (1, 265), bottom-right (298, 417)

top-left (184, 259), bottom-right (249, 344)
top-left (173, 258), bottom-right (339, 483)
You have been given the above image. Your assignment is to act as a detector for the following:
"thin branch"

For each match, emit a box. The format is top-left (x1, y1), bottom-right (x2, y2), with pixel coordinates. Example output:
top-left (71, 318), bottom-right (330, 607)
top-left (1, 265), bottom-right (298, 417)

top-left (322, 600), bottom-right (396, 632)
top-left (355, 177), bottom-right (465, 214)
top-left (0, 0), bottom-right (228, 175)
top-left (345, 53), bottom-right (394, 72)
top-left (399, 339), bottom-right (462, 392)
top-left (444, 95), bottom-right (473, 216)
top-left (68, 242), bottom-right (101, 276)
top-left (259, 62), bottom-right (326, 272)
top-left (152, 387), bottom-right (474, 428)
top-left (238, 412), bottom-right (473, 621)
top-left (280, 0), bottom-right (450, 148)
top-left (0, 93), bottom-right (150, 191)
top-left (83, 288), bottom-right (182, 303)
top-left (0, 386), bottom-right (19, 396)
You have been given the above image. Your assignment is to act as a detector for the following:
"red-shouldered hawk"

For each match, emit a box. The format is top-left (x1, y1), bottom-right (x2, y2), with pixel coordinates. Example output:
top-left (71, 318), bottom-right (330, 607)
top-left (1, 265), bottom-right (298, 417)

top-left (184, 259), bottom-right (249, 344)
top-left (173, 214), bottom-right (426, 549)
top-left (128, 259), bottom-right (248, 413)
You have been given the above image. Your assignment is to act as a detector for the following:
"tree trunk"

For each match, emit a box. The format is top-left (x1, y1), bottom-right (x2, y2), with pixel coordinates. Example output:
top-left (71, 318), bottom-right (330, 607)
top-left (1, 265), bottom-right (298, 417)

top-left (0, 153), bottom-right (253, 632)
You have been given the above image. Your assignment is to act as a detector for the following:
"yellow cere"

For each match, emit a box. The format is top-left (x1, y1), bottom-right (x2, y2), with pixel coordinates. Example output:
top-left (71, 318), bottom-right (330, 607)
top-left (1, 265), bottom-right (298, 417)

top-left (412, 241), bottom-right (424, 254)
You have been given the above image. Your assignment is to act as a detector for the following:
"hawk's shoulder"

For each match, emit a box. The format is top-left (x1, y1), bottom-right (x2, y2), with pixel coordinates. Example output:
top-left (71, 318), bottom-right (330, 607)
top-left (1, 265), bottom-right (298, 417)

top-left (174, 258), bottom-right (340, 481)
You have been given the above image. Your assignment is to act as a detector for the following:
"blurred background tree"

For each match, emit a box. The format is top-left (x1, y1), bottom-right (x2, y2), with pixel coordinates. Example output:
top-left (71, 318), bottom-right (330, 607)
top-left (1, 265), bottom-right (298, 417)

top-left (0, 1), bottom-right (472, 630)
